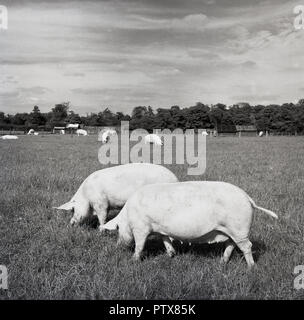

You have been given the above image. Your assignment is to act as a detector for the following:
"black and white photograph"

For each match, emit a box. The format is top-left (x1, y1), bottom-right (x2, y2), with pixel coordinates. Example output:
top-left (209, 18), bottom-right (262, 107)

top-left (1, 0), bottom-right (304, 303)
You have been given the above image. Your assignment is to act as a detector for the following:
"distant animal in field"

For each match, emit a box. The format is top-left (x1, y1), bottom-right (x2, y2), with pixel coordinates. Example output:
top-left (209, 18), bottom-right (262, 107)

top-left (1, 135), bottom-right (18, 140)
top-left (102, 181), bottom-right (278, 268)
top-left (202, 130), bottom-right (208, 136)
top-left (76, 129), bottom-right (88, 136)
top-left (99, 129), bottom-right (117, 143)
top-left (28, 129), bottom-right (39, 136)
top-left (54, 163), bottom-right (178, 227)
top-left (144, 134), bottom-right (162, 145)
top-left (60, 130), bottom-right (65, 135)
top-left (259, 131), bottom-right (264, 137)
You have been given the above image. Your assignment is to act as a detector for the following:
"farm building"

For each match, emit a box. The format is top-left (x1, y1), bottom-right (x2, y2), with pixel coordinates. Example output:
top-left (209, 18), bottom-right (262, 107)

top-left (53, 124), bottom-right (87, 134)
top-left (53, 127), bottom-right (65, 134)
top-left (236, 125), bottom-right (257, 137)
top-left (65, 123), bottom-right (80, 134)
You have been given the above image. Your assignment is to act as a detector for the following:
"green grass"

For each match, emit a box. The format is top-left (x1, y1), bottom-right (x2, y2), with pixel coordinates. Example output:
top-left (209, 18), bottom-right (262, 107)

top-left (1, 135), bottom-right (304, 299)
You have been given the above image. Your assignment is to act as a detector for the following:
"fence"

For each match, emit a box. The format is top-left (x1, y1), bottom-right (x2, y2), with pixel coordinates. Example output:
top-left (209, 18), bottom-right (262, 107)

top-left (0, 124), bottom-right (53, 134)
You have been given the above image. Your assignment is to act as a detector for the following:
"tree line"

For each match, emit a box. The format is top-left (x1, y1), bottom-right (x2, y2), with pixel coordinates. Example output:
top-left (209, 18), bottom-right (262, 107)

top-left (1, 100), bottom-right (304, 133)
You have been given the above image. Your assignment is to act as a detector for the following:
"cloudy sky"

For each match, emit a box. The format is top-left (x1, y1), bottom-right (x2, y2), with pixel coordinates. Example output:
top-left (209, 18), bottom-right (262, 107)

top-left (0, 0), bottom-right (303, 115)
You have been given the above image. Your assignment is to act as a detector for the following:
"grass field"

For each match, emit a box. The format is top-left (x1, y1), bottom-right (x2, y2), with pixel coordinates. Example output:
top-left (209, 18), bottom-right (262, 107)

top-left (1, 135), bottom-right (304, 299)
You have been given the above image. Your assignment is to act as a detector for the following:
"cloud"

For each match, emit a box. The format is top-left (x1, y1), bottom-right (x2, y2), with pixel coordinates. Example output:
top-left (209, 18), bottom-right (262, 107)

top-left (71, 88), bottom-right (102, 95)
top-left (143, 13), bottom-right (208, 31)
top-left (232, 94), bottom-right (280, 104)
top-left (239, 61), bottom-right (257, 68)
top-left (0, 0), bottom-right (303, 114)
top-left (18, 86), bottom-right (50, 95)
top-left (64, 72), bottom-right (85, 77)
top-left (171, 13), bottom-right (209, 31)
top-left (0, 90), bottom-right (19, 98)
top-left (29, 97), bottom-right (40, 102)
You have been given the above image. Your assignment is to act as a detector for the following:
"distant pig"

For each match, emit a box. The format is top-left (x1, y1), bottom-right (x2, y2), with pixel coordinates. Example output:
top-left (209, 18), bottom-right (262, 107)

top-left (54, 163), bottom-right (178, 227)
top-left (1, 135), bottom-right (18, 140)
top-left (102, 181), bottom-right (278, 268)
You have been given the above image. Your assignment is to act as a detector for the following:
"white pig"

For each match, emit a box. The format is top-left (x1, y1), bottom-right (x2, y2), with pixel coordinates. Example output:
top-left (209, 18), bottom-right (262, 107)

top-left (102, 181), bottom-right (278, 268)
top-left (54, 163), bottom-right (178, 227)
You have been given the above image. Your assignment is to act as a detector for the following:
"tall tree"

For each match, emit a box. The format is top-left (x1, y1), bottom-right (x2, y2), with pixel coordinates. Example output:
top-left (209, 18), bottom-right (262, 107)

top-left (66, 110), bottom-right (81, 124)
top-left (170, 105), bottom-right (186, 129)
top-left (12, 113), bottom-right (29, 125)
top-left (130, 106), bottom-right (149, 130)
top-left (28, 105), bottom-right (46, 126)
top-left (49, 102), bottom-right (69, 126)
top-left (101, 108), bottom-right (118, 126)
top-left (209, 104), bottom-right (225, 131)
top-left (183, 102), bottom-right (211, 130)
top-left (0, 112), bottom-right (6, 123)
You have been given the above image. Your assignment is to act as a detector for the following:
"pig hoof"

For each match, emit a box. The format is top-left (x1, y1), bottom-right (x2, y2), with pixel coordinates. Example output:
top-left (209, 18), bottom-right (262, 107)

top-left (99, 226), bottom-right (105, 233)
top-left (247, 263), bottom-right (256, 271)
top-left (70, 218), bottom-right (77, 226)
top-left (132, 254), bottom-right (141, 262)
top-left (220, 257), bottom-right (228, 264)
top-left (167, 250), bottom-right (176, 258)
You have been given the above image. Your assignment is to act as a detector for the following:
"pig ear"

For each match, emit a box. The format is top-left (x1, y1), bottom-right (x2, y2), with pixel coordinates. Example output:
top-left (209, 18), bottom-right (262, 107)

top-left (103, 216), bottom-right (119, 231)
top-left (53, 201), bottom-right (74, 211)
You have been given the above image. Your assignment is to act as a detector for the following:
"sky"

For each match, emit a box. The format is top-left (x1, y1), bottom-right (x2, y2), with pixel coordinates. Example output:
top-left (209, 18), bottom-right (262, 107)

top-left (0, 0), bottom-right (304, 115)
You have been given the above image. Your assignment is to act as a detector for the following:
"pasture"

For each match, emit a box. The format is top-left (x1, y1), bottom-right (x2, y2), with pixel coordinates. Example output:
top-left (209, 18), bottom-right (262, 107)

top-left (0, 135), bottom-right (304, 299)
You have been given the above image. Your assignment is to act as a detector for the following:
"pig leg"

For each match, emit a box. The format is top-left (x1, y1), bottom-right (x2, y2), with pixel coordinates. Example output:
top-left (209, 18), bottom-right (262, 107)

top-left (132, 228), bottom-right (150, 261)
top-left (162, 236), bottom-right (176, 257)
top-left (235, 238), bottom-right (254, 269)
top-left (93, 201), bottom-right (109, 229)
top-left (221, 241), bottom-right (235, 264)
